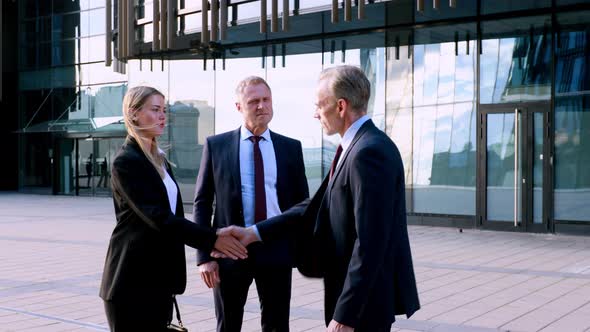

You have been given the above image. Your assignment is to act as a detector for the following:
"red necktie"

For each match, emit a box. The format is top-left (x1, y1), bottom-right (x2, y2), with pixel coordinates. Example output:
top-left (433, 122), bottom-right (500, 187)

top-left (329, 145), bottom-right (343, 179)
top-left (249, 136), bottom-right (267, 223)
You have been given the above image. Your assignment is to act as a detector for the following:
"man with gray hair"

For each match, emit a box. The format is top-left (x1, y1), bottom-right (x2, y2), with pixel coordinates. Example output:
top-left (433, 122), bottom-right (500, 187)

top-left (193, 76), bottom-right (309, 331)
top-left (230, 66), bottom-right (420, 331)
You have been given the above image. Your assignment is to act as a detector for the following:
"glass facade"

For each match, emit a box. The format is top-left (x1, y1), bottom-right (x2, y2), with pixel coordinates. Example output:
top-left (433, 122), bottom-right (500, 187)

top-left (12, 0), bottom-right (590, 231)
top-left (554, 11), bottom-right (590, 221)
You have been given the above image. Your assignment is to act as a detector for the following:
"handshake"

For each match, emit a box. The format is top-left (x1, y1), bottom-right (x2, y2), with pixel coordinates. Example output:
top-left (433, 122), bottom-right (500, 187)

top-left (211, 226), bottom-right (260, 260)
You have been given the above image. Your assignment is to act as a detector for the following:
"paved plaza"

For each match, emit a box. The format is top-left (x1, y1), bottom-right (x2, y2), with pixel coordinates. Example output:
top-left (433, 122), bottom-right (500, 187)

top-left (1, 193), bottom-right (590, 331)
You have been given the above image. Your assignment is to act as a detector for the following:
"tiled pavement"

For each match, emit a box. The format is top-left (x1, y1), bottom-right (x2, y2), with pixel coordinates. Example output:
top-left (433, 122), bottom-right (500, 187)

top-left (1, 193), bottom-right (590, 332)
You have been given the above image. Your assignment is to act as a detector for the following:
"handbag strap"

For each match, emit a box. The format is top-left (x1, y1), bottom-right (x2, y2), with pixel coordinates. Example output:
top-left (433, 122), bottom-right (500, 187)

top-left (172, 295), bottom-right (184, 328)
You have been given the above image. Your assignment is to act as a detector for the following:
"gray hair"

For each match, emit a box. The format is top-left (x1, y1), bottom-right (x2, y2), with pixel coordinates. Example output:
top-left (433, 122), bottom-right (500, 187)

top-left (235, 76), bottom-right (272, 101)
top-left (318, 65), bottom-right (370, 113)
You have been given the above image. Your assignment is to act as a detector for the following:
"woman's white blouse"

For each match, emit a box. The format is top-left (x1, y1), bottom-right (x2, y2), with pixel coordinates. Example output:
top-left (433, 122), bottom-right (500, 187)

top-left (162, 167), bottom-right (178, 213)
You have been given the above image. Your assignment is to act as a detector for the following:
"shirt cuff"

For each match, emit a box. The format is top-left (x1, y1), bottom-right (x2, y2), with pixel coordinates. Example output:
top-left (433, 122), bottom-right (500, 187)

top-left (250, 225), bottom-right (263, 242)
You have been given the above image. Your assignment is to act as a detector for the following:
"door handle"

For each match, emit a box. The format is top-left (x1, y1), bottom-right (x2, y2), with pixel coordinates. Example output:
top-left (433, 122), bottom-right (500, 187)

top-left (514, 108), bottom-right (519, 227)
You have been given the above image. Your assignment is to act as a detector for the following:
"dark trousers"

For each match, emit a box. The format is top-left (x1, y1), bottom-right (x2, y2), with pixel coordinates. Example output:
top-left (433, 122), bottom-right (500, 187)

top-left (214, 259), bottom-right (292, 332)
top-left (104, 295), bottom-right (172, 332)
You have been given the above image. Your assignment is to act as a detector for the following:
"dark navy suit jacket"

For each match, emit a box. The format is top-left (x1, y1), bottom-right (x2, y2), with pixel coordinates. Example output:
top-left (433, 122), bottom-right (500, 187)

top-left (193, 127), bottom-right (309, 266)
top-left (100, 136), bottom-right (218, 301)
top-left (257, 120), bottom-right (420, 328)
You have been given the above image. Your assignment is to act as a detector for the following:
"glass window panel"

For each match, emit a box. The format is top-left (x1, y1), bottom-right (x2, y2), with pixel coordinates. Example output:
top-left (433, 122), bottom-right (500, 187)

top-left (322, 34), bottom-right (385, 174)
top-left (481, 0), bottom-right (551, 15)
top-left (235, 2), bottom-right (259, 22)
top-left (554, 13), bottom-right (590, 222)
top-left (479, 39), bottom-right (499, 104)
top-left (386, 46), bottom-right (413, 110)
top-left (19, 68), bottom-right (53, 91)
top-left (41, 43), bottom-right (53, 68)
top-left (128, 59), bottom-right (168, 96)
top-left (137, 1), bottom-right (150, 20)
top-left (413, 45), bottom-right (425, 107)
top-left (76, 62), bottom-right (128, 86)
top-left (54, 0), bottom-right (96, 12)
top-left (386, 45), bottom-right (413, 209)
top-left (83, 35), bottom-right (106, 63)
top-left (437, 43), bottom-right (456, 103)
top-left (554, 96), bottom-right (590, 221)
top-left (178, 13), bottom-right (200, 35)
top-left (69, 83), bottom-right (127, 120)
top-left (267, 46), bottom-right (323, 193)
top-left (60, 11), bottom-right (83, 39)
top-left (361, 48), bottom-right (386, 130)
top-left (413, 106), bottom-right (436, 187)
top-left (298, 0), bottom-right (333, 11)
top-left (486, 113), bottom-right (523, 222)
top-left (141, 23), bottom-right (154, 43)
top-left (23, 1), bottom-right (40, 18)
top-left (215, 52), bottom-right (265, 134)
top-left (407, 26), bottom-right (477, 216)
top-left (557, 0), bottom-right (590, 4)
top-left (19, 45), bottom-right (36, 70)
top-left (166, 60), bottom-right (215, 202)
top-left (480, 17), bottom-right (552, 104)
top-left (422, 44), bottom-right (440, 105)
top-left (415, 0), bottom-right (477, 23)
top-left (52, 0), bottom-right (87, 14)
top-left (87, 8), bottom-right (106, 36)
top-left (53, 39), bottom-right (76, 66)
top-left (454, 40), bottom-right (476, 102)
top-left (92, 138), bottom-right (126, 195)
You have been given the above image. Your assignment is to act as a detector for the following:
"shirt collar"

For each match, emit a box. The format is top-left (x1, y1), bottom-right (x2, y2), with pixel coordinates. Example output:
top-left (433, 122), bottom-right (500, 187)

top-left (240, 126), bottom-right (271, 142)
top-left (341, 115), bottom-right (370, 151)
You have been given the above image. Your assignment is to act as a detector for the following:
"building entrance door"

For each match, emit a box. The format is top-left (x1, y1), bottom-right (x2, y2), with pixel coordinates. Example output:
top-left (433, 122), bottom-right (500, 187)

top-left (479, 103), bottom-right (551, 232)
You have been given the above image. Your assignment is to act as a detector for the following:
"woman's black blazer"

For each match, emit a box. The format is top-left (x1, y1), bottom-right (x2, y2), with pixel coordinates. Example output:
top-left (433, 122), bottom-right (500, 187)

top-left (100, 136), bottom-right (217, 301)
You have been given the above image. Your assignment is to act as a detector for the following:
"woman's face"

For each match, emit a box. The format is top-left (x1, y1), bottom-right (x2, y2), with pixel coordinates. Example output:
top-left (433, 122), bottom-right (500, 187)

top-left (135, 94), bottom-right (166, 139)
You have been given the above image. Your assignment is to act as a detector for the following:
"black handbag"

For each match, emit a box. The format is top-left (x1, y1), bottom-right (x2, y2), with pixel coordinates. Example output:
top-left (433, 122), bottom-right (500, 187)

top-left (167, 295), bottom-right (188, 332)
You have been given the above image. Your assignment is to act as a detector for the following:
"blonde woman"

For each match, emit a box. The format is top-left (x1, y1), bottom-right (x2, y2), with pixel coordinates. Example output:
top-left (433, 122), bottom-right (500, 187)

top-left (99, 86), bottom-right (247, 331)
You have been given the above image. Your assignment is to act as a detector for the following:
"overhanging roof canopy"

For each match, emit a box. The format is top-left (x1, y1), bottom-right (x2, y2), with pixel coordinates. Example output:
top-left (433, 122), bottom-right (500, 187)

top-left (16, 117), bottom-right (127, 139)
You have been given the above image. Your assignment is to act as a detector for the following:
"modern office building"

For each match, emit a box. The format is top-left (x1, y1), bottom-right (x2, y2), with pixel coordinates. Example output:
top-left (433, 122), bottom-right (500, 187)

top-left (1, 0), bottom-right (589, 234)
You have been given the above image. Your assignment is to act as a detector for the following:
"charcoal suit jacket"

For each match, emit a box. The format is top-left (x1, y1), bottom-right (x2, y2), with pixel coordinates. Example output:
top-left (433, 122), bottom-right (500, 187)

top-left (100, 136), bottom-right (218, 301)
top-left (193, 127), bottom-right (309, 266)
top-left (257, 120), bottom-right (420, 328)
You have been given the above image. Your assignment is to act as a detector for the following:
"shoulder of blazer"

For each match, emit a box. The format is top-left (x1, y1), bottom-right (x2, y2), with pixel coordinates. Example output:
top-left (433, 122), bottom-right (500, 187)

top-left (206, 128), bottom-right (240, 147)
top-left (115, 137), bottom-right (147, 165)
top-left (113, 137), bottom-right (165, 180)
top-left (269, 130), bottom-right (301, 148)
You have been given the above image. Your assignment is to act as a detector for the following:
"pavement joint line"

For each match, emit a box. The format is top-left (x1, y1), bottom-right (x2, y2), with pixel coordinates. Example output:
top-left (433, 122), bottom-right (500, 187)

top-left (416, 261), bottom-right (590, 279)
top-left (427, 273), bottom-right (539, 321)
top-left (419, 270), bottom-right (513, 306)
top-left (497, 278), bottom-right (590, 330)
top-left (0, 305), bottom-right (109, 331)
top-left (392, 317), bottom-right (509, 332)
top-left (534, 296), bottom-right (590, 331)
top-left (459, 275), bottom-right (568, 326)
top-left (0, 236), bottom-right (105, 247)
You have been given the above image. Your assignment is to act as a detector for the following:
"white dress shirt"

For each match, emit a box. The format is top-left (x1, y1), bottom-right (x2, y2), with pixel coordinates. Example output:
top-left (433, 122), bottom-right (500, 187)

top-left (336, 115), bottom-right (371, 169)
top-left (239, 126), bottom-right (282, 227)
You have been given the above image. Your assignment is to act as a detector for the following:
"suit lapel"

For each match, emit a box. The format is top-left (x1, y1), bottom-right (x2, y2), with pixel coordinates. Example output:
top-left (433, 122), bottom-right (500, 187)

top-left (228, 128), bottom-right (243, 204)
top-left (329, 120), bottom-right (375, 191)
top-left (125, 136), bottom-right (171, 211)
top-left (270, 131), bottom-right (287, 210)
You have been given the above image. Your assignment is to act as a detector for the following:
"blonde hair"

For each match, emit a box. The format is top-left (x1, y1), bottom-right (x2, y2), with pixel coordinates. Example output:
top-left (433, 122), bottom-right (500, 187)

top-left (122, 86), bottom-right (167, 179)
top-left (235, 76), bottom-right (271, 101)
